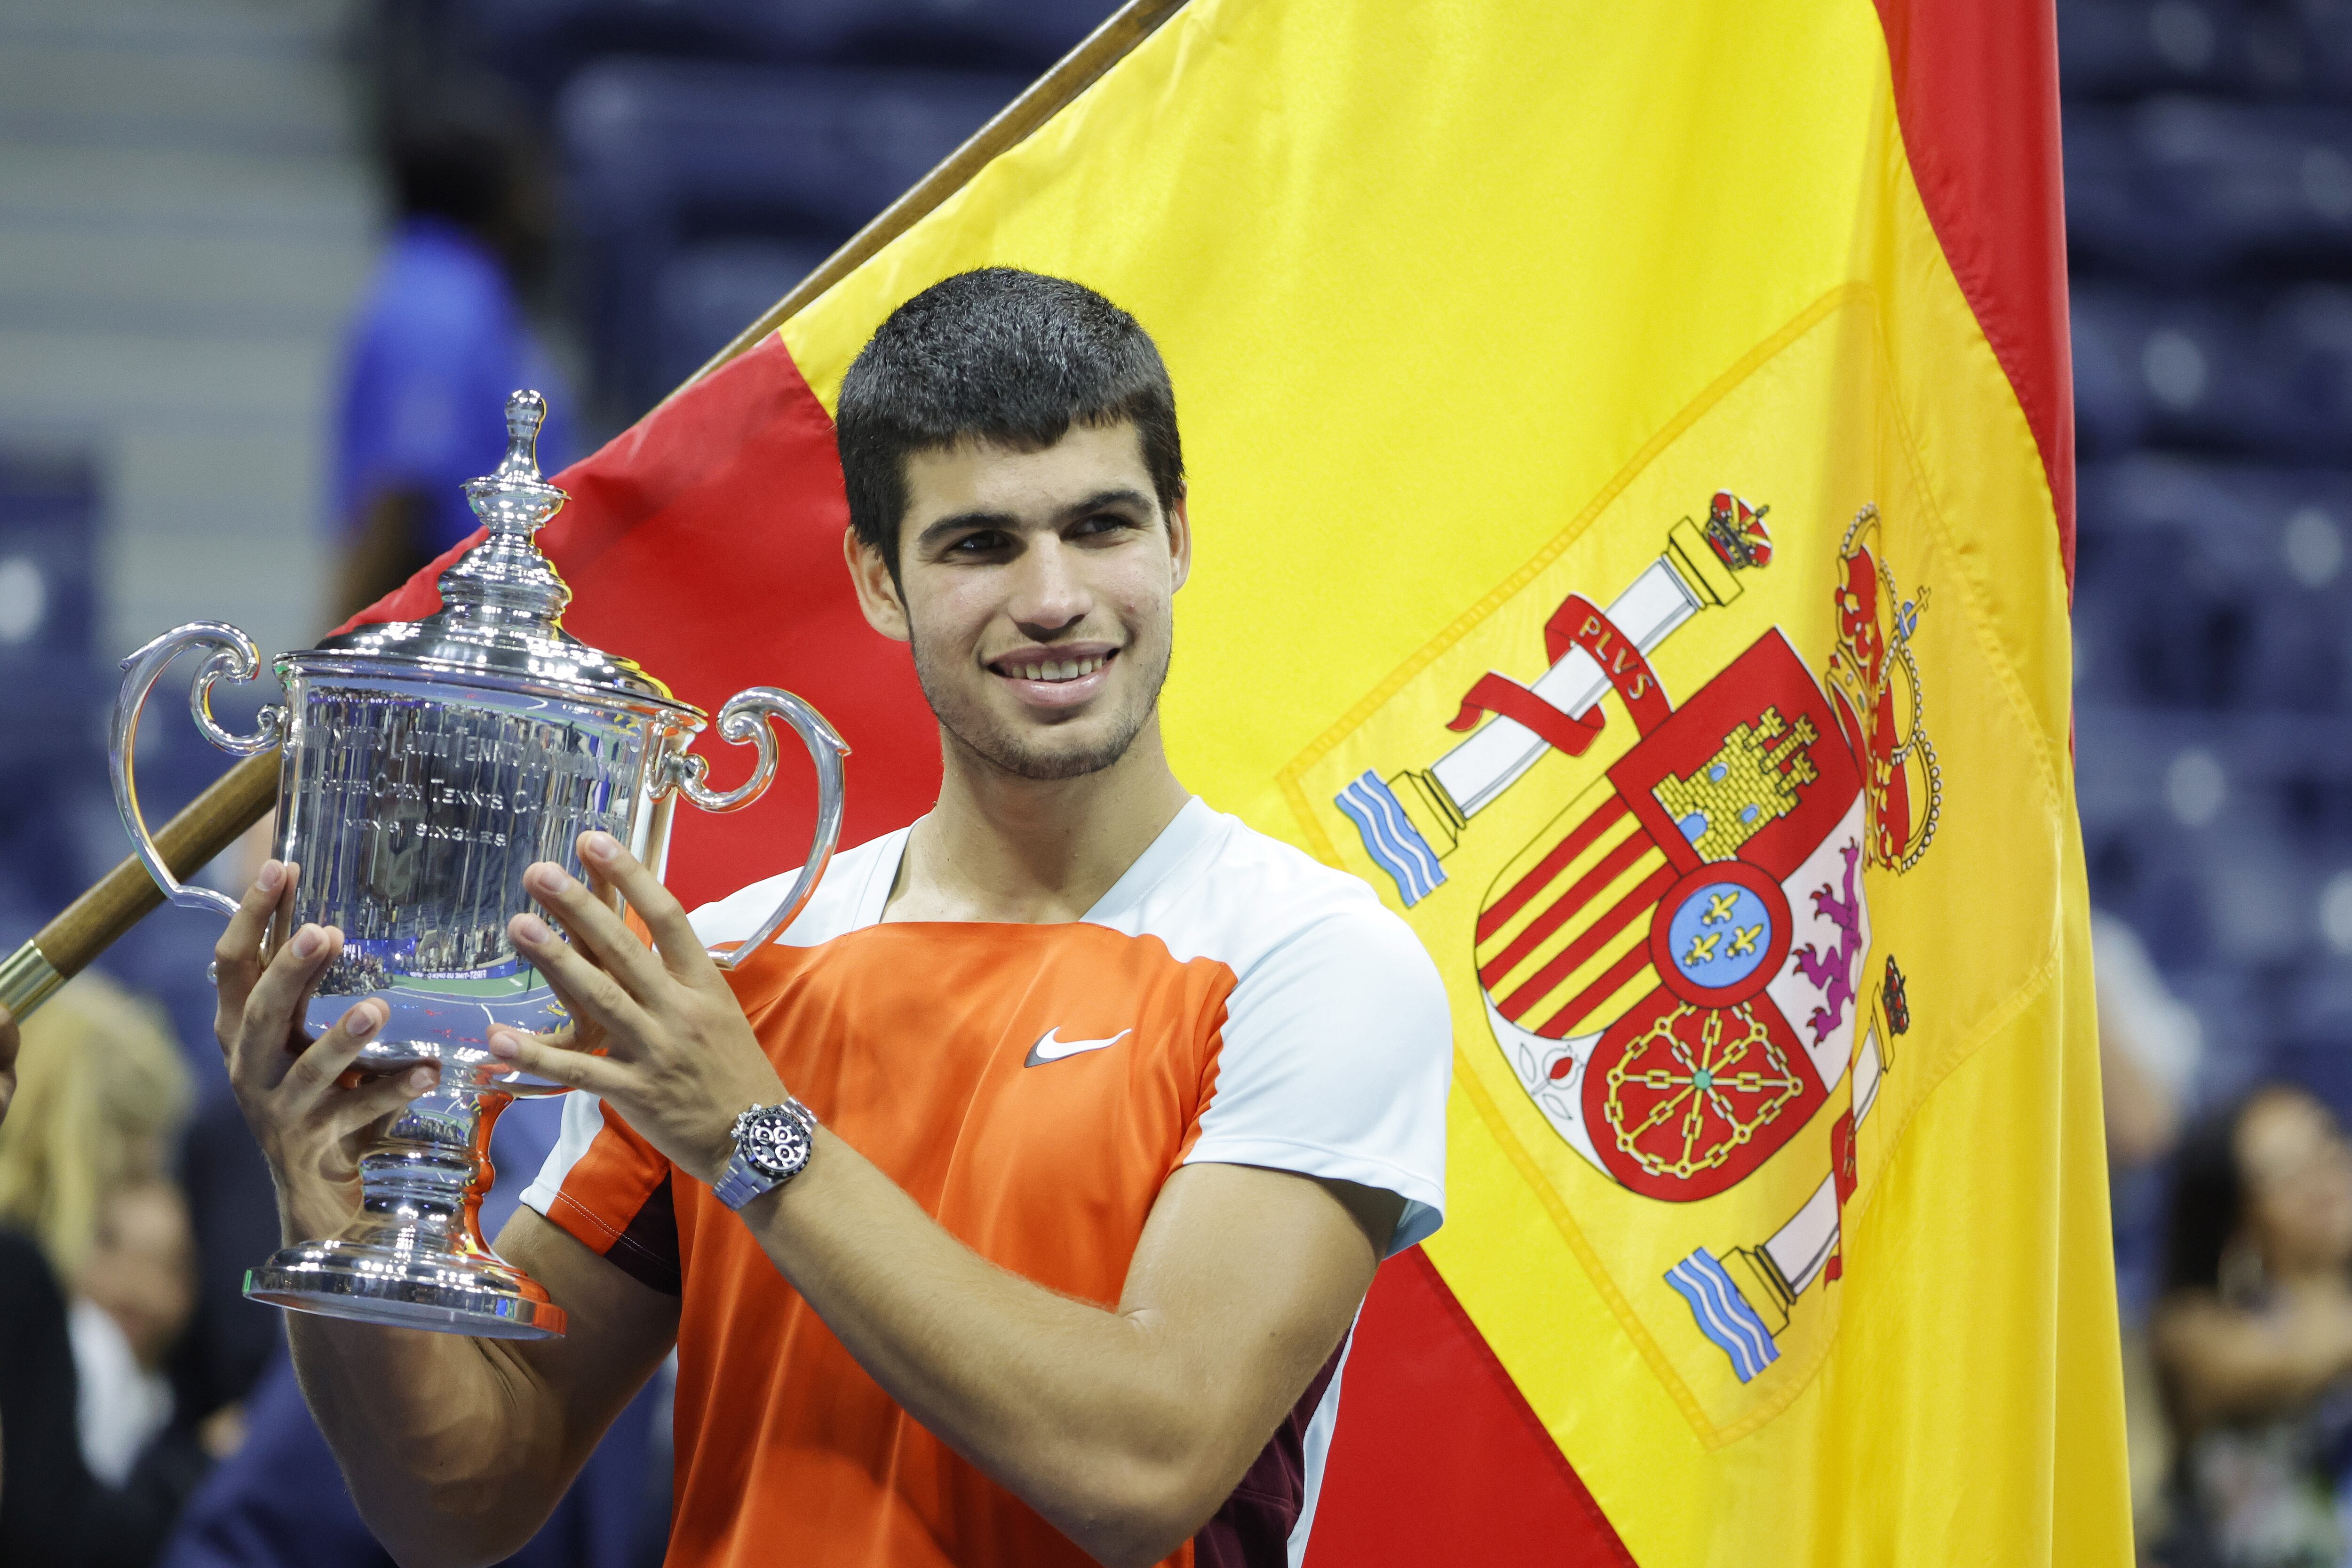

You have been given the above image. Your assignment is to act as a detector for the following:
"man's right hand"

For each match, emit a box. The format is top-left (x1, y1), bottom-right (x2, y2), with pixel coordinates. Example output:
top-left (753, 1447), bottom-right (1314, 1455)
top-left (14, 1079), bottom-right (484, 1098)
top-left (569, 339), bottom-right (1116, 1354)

top-left (212, 860), bottom-right (439, 1239)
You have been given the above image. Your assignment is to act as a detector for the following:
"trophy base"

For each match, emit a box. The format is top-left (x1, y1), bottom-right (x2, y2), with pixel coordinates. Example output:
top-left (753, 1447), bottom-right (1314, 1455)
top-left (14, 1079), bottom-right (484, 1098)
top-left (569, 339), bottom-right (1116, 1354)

top-left (246, 1238), bottom-right (568, 1341)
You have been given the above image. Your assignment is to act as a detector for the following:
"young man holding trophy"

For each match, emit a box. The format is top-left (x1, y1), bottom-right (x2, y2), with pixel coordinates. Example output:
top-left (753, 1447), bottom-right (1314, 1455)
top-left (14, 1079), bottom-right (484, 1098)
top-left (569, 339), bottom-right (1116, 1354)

top-left (209, 270), bottom-right (1451, 1568)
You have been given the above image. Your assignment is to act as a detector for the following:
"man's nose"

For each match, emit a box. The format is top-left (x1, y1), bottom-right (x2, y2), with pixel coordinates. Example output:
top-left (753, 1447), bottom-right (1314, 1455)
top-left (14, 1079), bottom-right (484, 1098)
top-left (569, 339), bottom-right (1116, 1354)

top-left (1009, 534), bottom-right (1089, 633)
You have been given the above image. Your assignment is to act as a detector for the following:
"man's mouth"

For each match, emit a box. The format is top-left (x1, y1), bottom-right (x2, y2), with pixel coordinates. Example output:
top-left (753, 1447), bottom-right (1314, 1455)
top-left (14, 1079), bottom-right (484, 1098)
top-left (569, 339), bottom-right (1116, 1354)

top-left (995, 652), bottom-right (1112, 682)
top-left (986, 645), bottom-right (1120, 708)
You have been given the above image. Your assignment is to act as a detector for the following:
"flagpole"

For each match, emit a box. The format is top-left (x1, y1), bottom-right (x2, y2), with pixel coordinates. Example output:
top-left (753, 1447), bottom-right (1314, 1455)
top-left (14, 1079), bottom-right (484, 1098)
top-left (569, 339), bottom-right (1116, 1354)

top-left (0, 0), bottom-right (1192, 1021)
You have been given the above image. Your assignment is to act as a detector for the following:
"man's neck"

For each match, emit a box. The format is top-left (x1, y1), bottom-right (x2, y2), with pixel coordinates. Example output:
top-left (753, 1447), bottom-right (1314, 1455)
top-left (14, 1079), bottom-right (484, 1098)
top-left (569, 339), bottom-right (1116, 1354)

top-left (884, 720), bottom-right (1192, 925)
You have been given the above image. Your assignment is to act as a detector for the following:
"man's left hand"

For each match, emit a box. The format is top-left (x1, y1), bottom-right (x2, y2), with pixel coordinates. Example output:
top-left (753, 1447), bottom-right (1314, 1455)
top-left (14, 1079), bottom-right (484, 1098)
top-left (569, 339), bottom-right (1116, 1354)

top-left (487, 831), bottom-right (786, 1185)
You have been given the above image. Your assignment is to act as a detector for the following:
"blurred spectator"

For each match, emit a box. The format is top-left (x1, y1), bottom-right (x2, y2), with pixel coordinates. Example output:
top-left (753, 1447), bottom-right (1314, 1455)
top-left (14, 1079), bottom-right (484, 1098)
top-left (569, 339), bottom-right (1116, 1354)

top-left (2100, 912), bottom-right (2208, 1171)
top-left (331, 110), bottom-right (575, 625)
top-left (2100, 912), bottom-right (2211, 1551)
top-left (0, 974), bottom-right (221, 1567)
top-left (2151, 1087), bottom-right (2352, 1568)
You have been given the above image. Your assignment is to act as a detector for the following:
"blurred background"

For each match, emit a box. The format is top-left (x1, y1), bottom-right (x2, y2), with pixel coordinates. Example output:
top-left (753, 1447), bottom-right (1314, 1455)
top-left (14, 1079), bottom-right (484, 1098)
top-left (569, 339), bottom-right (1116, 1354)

top-left (2, 0), bottom-right (2351, 1563)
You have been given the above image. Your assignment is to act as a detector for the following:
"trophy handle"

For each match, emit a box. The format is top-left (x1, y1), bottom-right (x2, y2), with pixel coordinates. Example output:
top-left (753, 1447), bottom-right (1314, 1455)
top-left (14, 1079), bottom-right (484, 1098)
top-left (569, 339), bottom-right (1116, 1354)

top-left (665, 687), bottom-right (850, 969)
top-left (111, 621), bottom-right (286, 919)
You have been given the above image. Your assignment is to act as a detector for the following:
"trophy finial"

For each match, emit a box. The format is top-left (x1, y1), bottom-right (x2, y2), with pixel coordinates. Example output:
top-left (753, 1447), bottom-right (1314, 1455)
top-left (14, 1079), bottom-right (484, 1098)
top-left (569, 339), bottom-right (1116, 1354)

top-left (463, 389), bottom-right (565, 540)
top-left (495, 389), bottom-right (548, 481)
top-left (442, 390), bottom-right (571, 621)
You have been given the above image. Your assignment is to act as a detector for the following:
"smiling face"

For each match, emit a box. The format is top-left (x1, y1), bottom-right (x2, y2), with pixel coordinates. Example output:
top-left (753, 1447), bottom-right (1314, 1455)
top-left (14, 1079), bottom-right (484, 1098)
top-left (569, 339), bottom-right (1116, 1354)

top-left (847, 419), bottom-right (1189, 781)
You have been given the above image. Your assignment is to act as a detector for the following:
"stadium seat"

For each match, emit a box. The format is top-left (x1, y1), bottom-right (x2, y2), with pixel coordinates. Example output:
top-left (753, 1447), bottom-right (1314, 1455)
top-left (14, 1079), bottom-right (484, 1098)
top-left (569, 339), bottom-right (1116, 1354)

top-left (2068, 281), bottom-right (2352, 459)
top-left (558, 57), bottom-right (1032, 414)
top-left (2058, 0), bottom-right (2315, 100)
top-left (469, 0), bottom-right (1113, 101)
top-left (653, 237), bottom-right (837, 398)
top-left (2066, 99), bottom-right (2352, 279)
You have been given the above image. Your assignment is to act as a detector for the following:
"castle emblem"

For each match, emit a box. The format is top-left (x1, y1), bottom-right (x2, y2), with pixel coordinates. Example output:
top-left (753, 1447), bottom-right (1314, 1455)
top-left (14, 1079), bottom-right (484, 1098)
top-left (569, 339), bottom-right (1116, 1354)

top-left (1653, 710), bottom-right (1819, 861)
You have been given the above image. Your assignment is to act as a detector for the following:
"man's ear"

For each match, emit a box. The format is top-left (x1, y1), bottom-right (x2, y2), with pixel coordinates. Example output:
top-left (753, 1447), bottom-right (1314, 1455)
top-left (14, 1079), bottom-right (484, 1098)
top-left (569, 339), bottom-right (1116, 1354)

top-left (1167, 491), bottom-right (1192, 594)
top-left (843, 525), bottom-right (910, 643)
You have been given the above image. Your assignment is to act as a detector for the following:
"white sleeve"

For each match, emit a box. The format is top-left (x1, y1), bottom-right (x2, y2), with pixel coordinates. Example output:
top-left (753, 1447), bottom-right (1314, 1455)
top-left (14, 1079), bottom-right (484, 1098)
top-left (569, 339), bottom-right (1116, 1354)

top-left (1182, 906), bottom-right (1453, 1254)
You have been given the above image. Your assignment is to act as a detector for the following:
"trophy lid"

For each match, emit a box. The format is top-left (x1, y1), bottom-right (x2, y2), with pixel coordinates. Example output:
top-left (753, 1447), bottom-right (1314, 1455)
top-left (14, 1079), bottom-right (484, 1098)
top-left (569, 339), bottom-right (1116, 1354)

top-left (292, 390), bottom-right (694, 717)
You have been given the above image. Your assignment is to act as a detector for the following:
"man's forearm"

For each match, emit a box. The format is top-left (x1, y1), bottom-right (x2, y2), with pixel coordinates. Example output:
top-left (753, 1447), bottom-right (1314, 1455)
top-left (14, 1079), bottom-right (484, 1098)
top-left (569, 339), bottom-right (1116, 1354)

top-left (274, 1190), bottom-right (570, 1568)
top-left (737, 1138), bottom-right (1375, 1568)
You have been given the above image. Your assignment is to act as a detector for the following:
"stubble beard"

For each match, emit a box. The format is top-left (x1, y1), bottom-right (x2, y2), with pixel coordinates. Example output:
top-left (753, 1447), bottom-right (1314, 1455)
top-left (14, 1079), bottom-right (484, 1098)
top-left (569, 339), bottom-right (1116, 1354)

top-left (911, 631), bottom-right (1172, 783)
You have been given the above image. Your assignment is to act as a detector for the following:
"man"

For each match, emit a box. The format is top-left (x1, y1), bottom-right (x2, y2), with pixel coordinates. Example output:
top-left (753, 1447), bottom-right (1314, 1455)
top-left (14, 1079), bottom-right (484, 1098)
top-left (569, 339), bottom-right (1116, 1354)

top-left (211, 269), bottom-right (1451, 1568)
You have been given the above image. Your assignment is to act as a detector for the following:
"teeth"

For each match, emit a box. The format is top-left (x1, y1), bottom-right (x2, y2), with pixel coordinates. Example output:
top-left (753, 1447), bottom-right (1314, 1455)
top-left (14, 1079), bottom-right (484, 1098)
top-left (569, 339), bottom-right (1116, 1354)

top-left (1007, 655), bottom-right (1105, 682)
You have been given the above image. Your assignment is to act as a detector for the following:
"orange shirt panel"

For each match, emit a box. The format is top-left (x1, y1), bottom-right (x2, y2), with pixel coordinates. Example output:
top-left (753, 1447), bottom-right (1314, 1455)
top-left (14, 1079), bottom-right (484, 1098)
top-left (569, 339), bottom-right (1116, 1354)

top-left (656, 920), bottom-right (1235, 1568)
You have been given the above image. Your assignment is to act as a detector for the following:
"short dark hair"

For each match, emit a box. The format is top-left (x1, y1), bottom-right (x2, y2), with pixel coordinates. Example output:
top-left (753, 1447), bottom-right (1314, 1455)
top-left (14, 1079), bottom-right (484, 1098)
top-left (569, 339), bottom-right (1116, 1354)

top-left (835, 268), bottom-right (1184, 575)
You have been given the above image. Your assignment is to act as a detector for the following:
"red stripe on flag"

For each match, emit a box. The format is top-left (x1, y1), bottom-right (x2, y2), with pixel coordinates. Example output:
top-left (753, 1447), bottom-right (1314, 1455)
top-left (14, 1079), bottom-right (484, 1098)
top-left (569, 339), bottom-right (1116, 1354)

top-left (1873, 0), bottom-right (2074, 586)
top-left (1305, 1247), bottom-right (1636, 1568)
top-left (1536, 937), bottom-right (1659, 1041)
top-left (1476, 795), bottom-right (1630, 944)
top-left (1500, 864), bottom-right (1676, 1027)
top-left (1483, 832), bottom-right (1660, 998)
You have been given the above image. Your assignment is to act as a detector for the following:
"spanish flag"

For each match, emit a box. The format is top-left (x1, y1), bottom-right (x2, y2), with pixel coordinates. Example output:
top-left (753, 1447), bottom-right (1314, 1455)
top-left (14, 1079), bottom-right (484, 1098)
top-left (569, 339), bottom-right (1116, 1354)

top-left (359, 0), bottom-right (2127, 1559)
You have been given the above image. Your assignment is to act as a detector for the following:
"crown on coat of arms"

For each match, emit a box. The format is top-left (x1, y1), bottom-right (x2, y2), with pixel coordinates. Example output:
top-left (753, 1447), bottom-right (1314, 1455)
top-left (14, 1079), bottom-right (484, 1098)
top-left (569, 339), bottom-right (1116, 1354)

top-left (1653, 709), bottom-right (1820, 862)
top-left (1702, 490), bottom-right (1772, 570)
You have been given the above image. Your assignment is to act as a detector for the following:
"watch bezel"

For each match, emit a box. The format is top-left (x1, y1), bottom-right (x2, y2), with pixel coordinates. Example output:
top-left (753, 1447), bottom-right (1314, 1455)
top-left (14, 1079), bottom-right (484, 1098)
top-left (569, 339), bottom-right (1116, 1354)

top-left (730, 1100), bottom-right (815, 1182)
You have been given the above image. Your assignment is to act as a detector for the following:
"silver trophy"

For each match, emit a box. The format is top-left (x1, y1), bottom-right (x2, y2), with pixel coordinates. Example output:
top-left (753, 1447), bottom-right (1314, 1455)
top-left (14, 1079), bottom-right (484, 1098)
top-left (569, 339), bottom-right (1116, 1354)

top-left (111, 390), bottom-right (847, 1339)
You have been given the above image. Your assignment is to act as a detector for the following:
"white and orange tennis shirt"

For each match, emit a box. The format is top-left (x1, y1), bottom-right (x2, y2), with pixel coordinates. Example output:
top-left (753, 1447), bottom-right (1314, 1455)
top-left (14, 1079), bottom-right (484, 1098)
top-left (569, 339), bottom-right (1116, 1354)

top-left (519, 797), bottom-right (1451, 1568)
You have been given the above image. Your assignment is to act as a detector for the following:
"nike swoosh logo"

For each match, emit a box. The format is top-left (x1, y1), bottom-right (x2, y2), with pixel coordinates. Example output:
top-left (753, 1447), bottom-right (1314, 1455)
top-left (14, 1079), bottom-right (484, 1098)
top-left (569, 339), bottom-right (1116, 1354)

top-left (1024, 1027), bottom-right (1131, 1067)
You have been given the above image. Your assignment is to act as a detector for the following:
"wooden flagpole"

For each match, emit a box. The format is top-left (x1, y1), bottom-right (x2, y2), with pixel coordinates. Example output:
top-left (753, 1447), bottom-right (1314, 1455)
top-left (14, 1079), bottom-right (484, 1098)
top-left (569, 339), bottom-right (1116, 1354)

top-left (0, 0), bottom-right (1191, 1021)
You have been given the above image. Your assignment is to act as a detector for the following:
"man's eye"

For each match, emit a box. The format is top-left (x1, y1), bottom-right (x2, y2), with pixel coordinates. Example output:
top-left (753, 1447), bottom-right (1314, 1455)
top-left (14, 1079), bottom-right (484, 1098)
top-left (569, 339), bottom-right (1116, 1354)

top-left (949, 531), bottom-right (1011, 554)
top-left (1073, 514), bottom-right (1135, 539)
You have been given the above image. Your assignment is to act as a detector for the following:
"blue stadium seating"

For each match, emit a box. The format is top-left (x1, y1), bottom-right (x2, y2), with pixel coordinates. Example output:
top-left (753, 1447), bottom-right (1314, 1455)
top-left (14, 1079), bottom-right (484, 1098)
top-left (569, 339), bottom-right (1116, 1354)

top-left (2075, 458), bottom-right (2352, 710)
top-left (2067, 99), bottom-right (2352, 279)
top-left (470, 0), bottom-right (1112, 101)
top-left (2059, 0), bottom-right (2332, 100)
top-left (557, 56), bottom-right (1032, 414)
top-left (2068, 280), bottom-right (2352, 457)
top-left (653, 237), bottom-right (836, 395)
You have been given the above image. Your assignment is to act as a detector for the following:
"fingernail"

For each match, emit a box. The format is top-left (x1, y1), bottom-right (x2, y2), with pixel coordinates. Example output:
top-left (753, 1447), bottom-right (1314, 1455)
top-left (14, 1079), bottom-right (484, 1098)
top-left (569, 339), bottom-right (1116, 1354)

top-left (256, 861), bottom-right (284, 894)
top-left (528, 863), bottom-right (574, 895)
top-left (486, 1032), bottom-right (519, 1060)
top-left (582, 831), bottom-right (620, 862)
top-left (343, 1003), bottom-right (378, 1035)
top-left (292, 926), bottom-right (323, 960)
top-left (511, 913), bottom-right (551, 944)
top-left (408, 1067), bottom-right (435, 1090)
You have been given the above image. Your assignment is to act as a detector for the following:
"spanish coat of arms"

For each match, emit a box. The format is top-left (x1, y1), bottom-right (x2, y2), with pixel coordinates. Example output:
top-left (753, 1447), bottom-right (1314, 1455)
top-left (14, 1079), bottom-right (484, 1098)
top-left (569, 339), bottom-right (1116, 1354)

top-left (1336, 494), bottom-right (1934, 1387)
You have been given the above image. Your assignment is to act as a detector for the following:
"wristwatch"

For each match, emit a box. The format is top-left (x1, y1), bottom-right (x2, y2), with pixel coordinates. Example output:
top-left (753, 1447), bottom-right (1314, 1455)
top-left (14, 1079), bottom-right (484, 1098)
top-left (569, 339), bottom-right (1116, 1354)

top-left (711, 1097), bottom-right (818, 1211)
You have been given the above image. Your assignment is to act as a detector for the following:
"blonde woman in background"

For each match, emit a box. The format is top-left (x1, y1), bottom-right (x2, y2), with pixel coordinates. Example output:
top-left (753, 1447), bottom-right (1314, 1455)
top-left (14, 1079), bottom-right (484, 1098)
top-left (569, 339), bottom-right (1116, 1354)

top-left (0, 972), bottom-right (216, 1568)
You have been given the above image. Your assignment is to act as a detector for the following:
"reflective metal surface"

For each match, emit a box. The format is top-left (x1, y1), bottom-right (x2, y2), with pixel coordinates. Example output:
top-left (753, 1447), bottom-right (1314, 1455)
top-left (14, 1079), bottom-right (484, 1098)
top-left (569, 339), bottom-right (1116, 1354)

top-left (245, 1086), bottom-right (567, 1339)
top-left (110, 388), bottom-right (850, 1338)
top-left (113, 621), bottom-right (287, 920)
top-left (0, 939), bottom-right (63, 1019)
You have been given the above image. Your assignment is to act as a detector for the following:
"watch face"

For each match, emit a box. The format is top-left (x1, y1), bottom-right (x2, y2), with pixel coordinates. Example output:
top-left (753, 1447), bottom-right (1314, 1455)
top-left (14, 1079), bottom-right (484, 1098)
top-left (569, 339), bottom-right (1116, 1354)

top-left (736, 1105), bottom-right (811, 1181)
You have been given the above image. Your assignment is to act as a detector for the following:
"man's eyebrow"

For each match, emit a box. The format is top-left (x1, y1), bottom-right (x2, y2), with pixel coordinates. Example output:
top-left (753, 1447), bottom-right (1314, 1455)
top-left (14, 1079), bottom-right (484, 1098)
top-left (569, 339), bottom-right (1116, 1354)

top-left (912, 489), bottom-right (1156, 551)
top-left (1061, 486), bottom-right (1155, 518)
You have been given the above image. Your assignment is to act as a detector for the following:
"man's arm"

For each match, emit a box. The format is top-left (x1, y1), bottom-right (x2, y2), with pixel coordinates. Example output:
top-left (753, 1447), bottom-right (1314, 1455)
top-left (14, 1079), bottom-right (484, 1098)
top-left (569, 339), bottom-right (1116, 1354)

top-left (759, 1145), bottom-right (1393, 1566)
top-left (213, 864), bottom-right (678, 1568)
top-left (489, 833), bottom-right (1402, 1568)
